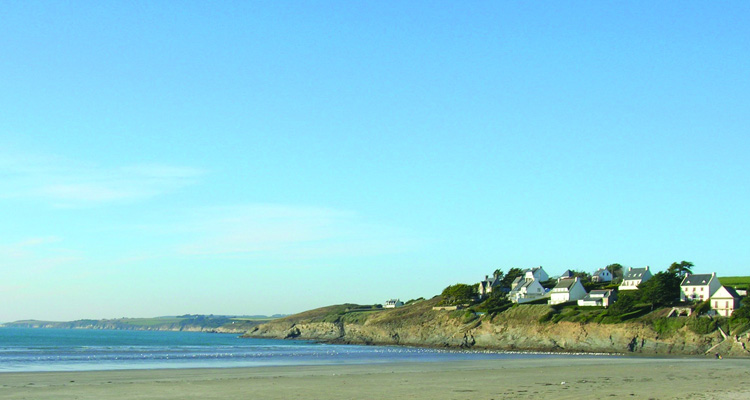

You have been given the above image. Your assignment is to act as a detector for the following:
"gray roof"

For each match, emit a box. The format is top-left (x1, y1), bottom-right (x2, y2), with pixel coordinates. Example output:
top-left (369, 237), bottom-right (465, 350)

top-left (624, 268), bottom-right (649, 280)
top-left (580, 294), bottom-right (601, 303)
top-left (681, 274), bottom-right (715, 286)
top-left (560, 270), bottom-right (574, 278)
top-left (553, 278), bottom-right (577, 291)
top-left (589, 290), bottom-right (613, 297)
top-left (509, 279), bottom-right (536, 294)
top-left (593, 268), bottom-right (608, 275)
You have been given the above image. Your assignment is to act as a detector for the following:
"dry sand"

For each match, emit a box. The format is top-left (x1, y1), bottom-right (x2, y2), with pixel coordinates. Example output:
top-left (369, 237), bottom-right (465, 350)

top-left (1, 357), bottom-right (749, 399)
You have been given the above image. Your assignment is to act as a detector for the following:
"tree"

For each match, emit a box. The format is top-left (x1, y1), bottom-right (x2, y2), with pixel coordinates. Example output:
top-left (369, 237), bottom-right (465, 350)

top-left (667, 261), bottom-right (694, 278)
top-left (730, 297), bottom-right (750, 320)
top-left (638, 271), bottom-right (681, 309)
top-left (606, 263), bottom-right (624, 280)
top-left (608, 290), bottom-right (638, 316)
top-left (441, 284), bottom-right (476, 305)
top-left (493, 269), bottom-right (504, 280)
top-left (476, 293), bottom-right (512, 314)
top-left (500, 268), bottom-right (524, 288)
top-left (569, 270), bottom-right (592, 283)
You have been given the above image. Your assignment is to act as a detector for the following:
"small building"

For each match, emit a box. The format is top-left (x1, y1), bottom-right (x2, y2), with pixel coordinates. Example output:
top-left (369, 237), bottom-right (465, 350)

top-left (478, 271), bottom-right (503, 298)
top-left (618, 267), bottom-right (652, 291)
top-left (680, 272), bottom-right (722, 302)
top-left (549, 277), bottom-right (587, 305)
top-left (577, 289), bottom-right (617, 307)
top-left (384, 299), bottom-right (404, 308)
top-left (711, 286), bottom-right (741, 317)
top-left (591, 268), bottom-right (613, 283)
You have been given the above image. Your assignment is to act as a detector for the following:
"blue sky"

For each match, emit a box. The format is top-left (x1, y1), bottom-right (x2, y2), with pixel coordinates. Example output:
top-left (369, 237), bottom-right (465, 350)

top-left (1, 2), bottom-right (748, 322)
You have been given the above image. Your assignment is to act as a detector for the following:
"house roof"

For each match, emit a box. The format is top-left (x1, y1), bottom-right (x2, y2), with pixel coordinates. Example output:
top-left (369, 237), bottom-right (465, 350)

top-left (580, 294), bottom-right (601, 303)
top-left (560, 269), bottom-right (574, 278)
top-left (589, 290), bottom-right (613, 297)
top-left (681, 274), bottom-right (715, 286)
top-left (593, 268), bottom-right (609, 276)
top-left (553, 278), bottom-right (578, 291)
top-left (624, 268), bottom-right (649, 280)
top-left (510, 279), bottom-right (538, 294)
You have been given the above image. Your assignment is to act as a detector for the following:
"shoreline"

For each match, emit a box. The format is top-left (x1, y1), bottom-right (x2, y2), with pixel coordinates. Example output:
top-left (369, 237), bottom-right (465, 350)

top-left (1, 358), bottom-right (749, 399)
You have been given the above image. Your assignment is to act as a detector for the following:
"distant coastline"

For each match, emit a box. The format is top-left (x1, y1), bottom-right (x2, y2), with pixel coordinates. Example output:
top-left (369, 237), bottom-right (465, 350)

top-left (0, 314), bottom-right (280, 334)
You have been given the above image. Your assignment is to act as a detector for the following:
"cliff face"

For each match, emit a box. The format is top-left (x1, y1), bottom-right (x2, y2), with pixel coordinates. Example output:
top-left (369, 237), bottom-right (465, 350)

top-left (245, 299), bottom-right (750, 357)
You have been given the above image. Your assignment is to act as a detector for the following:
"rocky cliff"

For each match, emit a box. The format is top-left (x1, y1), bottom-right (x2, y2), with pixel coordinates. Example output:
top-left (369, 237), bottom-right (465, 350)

top-left (244, 298), bottom-right (750, 357)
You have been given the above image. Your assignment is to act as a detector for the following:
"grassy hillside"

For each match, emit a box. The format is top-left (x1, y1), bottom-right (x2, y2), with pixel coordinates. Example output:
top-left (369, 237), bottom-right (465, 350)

top-left (719, 276), bottom-right (750, 288)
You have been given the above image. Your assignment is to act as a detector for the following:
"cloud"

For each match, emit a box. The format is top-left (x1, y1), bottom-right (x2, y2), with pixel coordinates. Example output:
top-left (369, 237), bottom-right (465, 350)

top-left (0, 237), bottom-right (81, 274)
top-left (173, 204), bottom-right (421, 261)
top-left (0, 153), bottom-right (204, 206)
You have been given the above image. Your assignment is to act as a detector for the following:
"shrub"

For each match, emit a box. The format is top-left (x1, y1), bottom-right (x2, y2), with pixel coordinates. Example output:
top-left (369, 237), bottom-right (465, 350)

top-left (687, 317), bottom-right (717, 335)
top-left (652, 318), bottom-right (687, 335)
top-left (461, 311), bottom-right (478, 324)
top-left (692, 300), bottom-right (710, 316)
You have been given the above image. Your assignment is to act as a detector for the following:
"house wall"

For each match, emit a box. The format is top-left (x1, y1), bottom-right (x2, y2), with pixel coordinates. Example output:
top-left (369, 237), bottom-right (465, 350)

top-left (712, 297), bottom-right (739, 317)
top-left (681, 278), bottom-right (722, 302)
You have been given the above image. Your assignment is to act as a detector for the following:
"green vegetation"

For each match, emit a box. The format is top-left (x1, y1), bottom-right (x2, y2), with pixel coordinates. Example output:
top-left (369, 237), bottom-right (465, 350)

top-left (667, 260), bottom-right (694, 278)
top-left (500, 268), bottom-right (524, 289)
top-left (719, 276), bottom-right (750, 289)
top-left (439, 284), bottom-right (477, 305)
top-left (687, 317), bottom-right (717, 335)
top-left (652, 317), bottom-right (687, 336)
top-left (472, 293), bottom-right (513, 314)
top-left (638, 271), bottom-right (681, 309)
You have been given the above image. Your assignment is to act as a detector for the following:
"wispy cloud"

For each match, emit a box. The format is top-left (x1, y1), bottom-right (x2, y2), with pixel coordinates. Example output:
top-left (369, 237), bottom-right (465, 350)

top-left (0, 153), bottom-right (204, 206)
top-left (173, 204), bottom-right (421, 261)
top-left (0, 237), bottom-right (81, 274)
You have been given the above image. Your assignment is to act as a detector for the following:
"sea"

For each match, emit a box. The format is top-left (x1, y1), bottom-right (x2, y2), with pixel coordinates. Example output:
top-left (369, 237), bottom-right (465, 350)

top-left (0, 327), bottom-right (573, 373)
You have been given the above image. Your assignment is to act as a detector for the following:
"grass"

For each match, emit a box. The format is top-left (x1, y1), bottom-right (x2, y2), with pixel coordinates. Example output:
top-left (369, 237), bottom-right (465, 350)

top-left (719, 276), bottom-right (750, 288)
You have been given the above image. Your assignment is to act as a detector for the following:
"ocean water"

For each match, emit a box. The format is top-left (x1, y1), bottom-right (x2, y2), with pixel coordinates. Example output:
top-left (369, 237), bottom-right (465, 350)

top-left (0, 328), bottom-right (536, 372)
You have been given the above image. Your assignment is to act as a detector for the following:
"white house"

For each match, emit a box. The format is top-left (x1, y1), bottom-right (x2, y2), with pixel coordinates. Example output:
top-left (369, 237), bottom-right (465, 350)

top-left (478, 271), bottom-right (503, 298)
top-left (524, 266), bottom-right (549, 282)
top-left (578, 289), bottom-right (617, 307)
top-left (680, 272), bottom-right (722, 302)
top-left (591, 268), bottom-right (613, 283)
top-left (711, 286), bottom-right (741, 317)
top-left (549, 277), bottom-right (587, 305)
top-left (384, 299), bottom-right (404, 308)
top-left (508, 279), bottom-right (546, 304)
top-left (619, 267), bottom-right (652, 291)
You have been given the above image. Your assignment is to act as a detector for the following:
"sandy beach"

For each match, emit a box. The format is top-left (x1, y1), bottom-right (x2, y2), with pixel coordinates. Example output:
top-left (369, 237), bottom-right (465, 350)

top-left (1, 357), bottom-right (748, 400)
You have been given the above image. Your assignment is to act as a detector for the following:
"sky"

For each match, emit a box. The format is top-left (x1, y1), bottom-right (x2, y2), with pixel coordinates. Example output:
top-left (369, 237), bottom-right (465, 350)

top-left (1, 1), bottom-right (749, 322)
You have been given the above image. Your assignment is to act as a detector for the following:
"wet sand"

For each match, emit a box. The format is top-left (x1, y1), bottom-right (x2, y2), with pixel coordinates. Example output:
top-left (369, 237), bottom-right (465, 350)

top-left (1, 357), bottom-right (748, 399)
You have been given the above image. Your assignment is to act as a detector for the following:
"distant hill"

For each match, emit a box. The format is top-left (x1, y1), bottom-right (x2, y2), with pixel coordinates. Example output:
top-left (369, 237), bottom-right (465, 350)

top-left (1, 314), bottom-right (284, 333)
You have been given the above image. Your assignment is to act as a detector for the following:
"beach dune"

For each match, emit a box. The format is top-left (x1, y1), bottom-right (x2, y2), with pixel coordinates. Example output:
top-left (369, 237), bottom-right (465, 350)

top-left (1, 357), bottom-right (748, 400)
